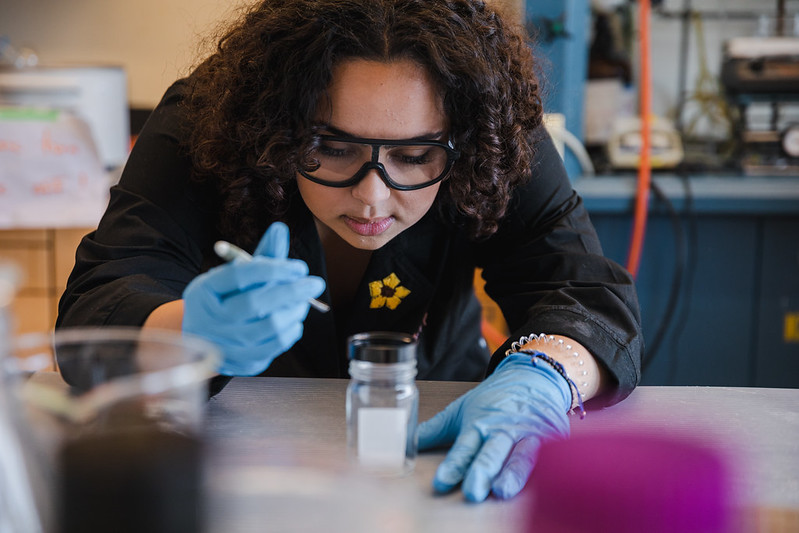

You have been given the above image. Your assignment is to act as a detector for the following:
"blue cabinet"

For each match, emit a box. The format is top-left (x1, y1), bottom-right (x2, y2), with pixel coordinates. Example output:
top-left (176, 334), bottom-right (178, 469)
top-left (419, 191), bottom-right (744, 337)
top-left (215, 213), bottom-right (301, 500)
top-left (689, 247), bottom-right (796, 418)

top-left (756, 218), bottom-right (799, 387)
top-left (576, 175), bottom-right (799, 387)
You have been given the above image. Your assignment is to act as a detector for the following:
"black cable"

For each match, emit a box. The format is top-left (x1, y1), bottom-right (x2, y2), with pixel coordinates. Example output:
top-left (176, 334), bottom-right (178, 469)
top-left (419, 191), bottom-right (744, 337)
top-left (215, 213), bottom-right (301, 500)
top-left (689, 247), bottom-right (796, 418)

top-left (641, 178), bottom-right (686, 375)
top-left (674, 0), bottom-right (692, 135)
top-left (666, 173), bottom-right (697, 384)
top-left (747, 219), bottom-right (765, 386)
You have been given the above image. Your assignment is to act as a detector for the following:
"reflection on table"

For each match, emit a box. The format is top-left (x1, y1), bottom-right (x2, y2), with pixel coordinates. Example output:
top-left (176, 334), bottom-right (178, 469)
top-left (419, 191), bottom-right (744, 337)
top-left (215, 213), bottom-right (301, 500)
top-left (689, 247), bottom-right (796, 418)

top-left (203, 378), bottom-right (799, 532)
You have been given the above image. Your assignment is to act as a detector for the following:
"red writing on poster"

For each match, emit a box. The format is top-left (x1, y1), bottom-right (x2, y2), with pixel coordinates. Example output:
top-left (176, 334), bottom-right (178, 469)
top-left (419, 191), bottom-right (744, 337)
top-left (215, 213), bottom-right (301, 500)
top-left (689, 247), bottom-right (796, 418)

top-left (0, 139), bottom-right (21, 153)
top-left (42, 129), bottom-right (79, 156)
top-left (33, 176), bottom-right (65, 195)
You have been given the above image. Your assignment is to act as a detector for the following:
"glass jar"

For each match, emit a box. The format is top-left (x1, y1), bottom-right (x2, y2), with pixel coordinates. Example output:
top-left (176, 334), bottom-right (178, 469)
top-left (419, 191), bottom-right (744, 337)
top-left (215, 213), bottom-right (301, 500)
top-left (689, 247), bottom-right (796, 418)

top-left (346, 332), bottom-right (419, 476)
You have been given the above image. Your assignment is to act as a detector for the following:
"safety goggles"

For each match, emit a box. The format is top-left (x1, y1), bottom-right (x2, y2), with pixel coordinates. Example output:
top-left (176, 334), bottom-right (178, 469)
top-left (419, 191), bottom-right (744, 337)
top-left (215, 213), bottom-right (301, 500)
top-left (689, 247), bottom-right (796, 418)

top-left (299, 134), bottom-right (460, 191)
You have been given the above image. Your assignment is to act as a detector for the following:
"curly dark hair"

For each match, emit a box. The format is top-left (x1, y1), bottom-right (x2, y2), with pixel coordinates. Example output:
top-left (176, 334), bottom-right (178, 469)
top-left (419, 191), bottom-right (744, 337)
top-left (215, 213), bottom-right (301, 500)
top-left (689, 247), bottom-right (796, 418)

top-left (184, 0), bottom-right (544, 247)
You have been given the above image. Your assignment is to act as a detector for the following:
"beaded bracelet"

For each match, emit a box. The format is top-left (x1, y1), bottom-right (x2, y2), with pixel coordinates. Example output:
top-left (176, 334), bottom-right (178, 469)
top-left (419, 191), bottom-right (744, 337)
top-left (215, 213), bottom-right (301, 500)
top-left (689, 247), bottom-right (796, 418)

top-left (506, 333), bottom-right (591, 394)
top-left (506, 342), bottom-right (587, 420)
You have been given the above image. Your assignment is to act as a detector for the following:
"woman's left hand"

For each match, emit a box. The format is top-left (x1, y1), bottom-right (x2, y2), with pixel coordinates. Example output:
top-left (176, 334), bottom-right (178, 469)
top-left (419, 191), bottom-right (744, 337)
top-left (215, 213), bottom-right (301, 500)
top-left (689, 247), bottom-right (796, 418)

top-left (417, 354), bottom-right (572, 502)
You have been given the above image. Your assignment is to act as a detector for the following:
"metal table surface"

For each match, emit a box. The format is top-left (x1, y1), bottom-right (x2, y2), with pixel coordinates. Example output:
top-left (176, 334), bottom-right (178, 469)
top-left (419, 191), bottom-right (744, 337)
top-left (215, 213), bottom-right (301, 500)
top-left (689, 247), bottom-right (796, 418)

top-left (203, 378), bottom-right (799, 532)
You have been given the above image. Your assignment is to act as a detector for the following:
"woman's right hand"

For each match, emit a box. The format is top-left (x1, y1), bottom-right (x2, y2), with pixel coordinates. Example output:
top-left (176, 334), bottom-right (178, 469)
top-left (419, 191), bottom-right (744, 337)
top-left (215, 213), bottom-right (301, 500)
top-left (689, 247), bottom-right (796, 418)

top-left (182, 223), bottom-right (325, 376)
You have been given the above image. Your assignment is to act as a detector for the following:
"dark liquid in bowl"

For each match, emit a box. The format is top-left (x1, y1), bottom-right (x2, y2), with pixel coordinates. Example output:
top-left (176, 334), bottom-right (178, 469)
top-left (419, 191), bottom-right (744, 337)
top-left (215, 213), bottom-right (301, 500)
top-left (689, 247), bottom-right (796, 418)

top-left (58, 428), bottom-right (202, 533)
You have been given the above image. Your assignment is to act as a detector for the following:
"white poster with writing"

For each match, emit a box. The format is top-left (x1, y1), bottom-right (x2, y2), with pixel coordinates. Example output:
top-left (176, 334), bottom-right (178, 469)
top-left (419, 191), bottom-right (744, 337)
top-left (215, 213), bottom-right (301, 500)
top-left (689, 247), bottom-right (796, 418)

top-left (0, 107), bottom-right (112, 228)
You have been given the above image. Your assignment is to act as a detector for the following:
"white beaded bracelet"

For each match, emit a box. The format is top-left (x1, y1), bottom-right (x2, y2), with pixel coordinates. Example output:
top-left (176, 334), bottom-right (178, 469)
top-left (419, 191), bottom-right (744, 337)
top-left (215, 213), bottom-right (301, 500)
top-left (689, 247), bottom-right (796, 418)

top-left (506, 333), bottom-right (587, 419)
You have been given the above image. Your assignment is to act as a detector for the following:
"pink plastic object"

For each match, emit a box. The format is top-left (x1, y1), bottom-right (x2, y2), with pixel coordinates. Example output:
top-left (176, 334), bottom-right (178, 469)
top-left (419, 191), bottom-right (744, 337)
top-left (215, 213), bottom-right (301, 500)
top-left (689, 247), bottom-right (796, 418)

top-left (526, 431), bottom-right (734, 533)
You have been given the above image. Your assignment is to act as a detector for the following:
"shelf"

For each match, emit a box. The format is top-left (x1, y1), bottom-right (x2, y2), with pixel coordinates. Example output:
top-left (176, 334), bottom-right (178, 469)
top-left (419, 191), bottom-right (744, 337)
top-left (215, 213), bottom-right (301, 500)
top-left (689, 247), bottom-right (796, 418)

top-left (575, 174), bottom-right (799, 215)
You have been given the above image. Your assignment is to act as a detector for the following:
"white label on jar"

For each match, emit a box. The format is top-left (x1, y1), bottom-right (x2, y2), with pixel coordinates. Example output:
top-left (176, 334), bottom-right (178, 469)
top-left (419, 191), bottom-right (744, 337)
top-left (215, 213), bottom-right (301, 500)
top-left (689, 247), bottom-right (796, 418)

top-left (357, 407), bottom-right (407, 468)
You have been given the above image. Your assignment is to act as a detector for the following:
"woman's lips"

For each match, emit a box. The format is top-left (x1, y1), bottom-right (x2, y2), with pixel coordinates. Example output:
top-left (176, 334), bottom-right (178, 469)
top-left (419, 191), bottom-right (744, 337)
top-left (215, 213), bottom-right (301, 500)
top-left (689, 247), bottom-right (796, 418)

top-left (343, 216), bottom-right (394, 236)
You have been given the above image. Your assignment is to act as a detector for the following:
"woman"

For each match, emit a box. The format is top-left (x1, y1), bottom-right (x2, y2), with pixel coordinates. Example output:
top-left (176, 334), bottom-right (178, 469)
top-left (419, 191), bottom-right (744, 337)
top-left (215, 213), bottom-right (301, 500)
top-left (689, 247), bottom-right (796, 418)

top-left (58, 0), bottom-right (643, 502)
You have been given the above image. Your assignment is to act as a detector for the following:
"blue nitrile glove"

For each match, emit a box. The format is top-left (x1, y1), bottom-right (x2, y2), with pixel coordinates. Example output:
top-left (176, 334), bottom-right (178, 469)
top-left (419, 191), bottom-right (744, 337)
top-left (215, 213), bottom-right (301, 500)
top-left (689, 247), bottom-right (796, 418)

top-left (182, 222), bottom-right (325, 376)
top-left (417, 353), bottom-right (572, 502)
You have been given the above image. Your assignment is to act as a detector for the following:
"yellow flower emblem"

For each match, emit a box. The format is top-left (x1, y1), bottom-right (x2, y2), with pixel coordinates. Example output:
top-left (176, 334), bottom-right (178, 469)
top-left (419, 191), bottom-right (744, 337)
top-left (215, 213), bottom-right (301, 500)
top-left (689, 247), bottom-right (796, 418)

top-left (369, 273), bottom-right (411, 310)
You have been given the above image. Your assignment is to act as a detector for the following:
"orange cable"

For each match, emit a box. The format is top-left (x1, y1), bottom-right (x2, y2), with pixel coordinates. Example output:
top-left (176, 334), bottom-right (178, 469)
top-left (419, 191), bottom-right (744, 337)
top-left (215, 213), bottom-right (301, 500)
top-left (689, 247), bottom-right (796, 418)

top-left (625, 0), bottom-right (652, 279)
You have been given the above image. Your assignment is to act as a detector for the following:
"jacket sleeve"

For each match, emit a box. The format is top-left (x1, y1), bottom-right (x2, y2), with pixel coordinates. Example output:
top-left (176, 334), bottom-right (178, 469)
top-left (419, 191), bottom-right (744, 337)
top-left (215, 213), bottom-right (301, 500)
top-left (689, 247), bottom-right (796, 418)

top-left (56, 81), bottom-right (219, 329)
top-left (477, 130), bottom-right (643, 407)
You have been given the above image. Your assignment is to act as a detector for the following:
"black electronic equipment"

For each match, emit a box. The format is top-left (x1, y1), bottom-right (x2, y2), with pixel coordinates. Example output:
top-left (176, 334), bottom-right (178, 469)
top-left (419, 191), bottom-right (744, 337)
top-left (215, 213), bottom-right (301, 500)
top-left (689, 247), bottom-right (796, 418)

top-left (721, 36), bottom-right (799, 175)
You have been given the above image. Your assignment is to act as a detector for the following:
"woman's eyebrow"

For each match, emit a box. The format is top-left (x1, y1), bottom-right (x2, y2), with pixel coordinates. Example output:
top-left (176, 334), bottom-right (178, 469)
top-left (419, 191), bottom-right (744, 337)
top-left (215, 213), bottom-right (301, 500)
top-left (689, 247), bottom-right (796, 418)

top-left (323, 125), bottom-right (446, 141)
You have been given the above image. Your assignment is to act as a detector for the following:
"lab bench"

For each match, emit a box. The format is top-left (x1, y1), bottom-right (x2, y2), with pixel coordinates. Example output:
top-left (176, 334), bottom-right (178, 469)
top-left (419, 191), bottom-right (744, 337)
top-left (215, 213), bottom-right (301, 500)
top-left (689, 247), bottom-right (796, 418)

top-left (575, 174), bottom-right (799, 388)
top-left (203, 377), bottom-right (799, 531)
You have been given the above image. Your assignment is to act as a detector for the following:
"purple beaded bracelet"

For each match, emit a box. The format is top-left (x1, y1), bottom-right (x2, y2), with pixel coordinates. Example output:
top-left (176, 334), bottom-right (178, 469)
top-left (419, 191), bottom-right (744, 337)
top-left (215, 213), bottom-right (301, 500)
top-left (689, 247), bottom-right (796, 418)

top-left (511, 348), bottom-right (586, 419)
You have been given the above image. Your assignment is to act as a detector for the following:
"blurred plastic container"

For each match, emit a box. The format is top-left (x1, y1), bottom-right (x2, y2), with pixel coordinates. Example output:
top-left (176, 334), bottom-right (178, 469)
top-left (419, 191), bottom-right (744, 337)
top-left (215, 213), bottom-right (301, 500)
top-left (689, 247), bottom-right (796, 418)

top-left (525, 430), bottom-right (737, 533)
top-left (0, 260), bottom-right (42, 533)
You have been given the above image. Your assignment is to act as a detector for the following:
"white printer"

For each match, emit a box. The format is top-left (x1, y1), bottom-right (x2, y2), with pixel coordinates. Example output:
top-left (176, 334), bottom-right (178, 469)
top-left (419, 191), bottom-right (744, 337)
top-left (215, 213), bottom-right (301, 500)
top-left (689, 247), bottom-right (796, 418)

top-left (0, 65), bottom-right (129, 170)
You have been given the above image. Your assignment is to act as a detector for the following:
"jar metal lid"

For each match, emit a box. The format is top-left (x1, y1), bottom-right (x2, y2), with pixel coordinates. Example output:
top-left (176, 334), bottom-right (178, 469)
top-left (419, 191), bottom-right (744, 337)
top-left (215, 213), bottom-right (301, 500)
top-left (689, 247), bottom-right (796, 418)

top-left (347, 331), bottom-right (417, 363)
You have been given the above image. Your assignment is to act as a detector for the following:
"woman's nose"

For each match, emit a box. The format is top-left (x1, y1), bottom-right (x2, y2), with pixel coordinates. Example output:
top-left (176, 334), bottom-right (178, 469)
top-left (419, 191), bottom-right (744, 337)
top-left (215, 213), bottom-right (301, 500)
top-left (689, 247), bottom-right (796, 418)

top-left (351, 168), bottom-right (391, 205)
